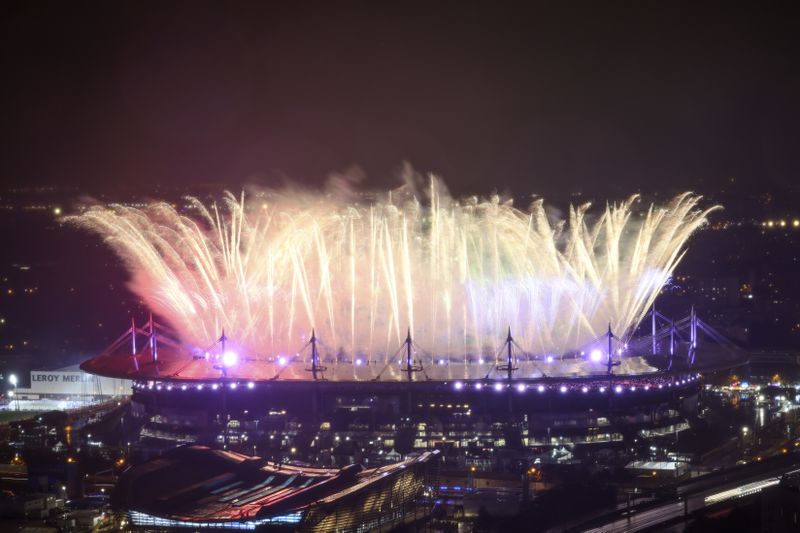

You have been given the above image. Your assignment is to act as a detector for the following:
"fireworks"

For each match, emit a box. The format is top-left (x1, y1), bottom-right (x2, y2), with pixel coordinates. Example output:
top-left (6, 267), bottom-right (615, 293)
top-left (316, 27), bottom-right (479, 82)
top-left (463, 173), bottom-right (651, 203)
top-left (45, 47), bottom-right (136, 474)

top-left (72, 177), bottom-right (716, 366)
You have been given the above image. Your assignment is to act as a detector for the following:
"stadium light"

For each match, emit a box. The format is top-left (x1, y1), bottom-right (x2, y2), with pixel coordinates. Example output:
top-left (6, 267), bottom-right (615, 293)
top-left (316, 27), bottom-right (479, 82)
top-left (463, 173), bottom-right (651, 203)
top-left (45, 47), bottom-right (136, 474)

top-left (537, 384), bottom-right (545, 393)
top-left (516, 383), bottom-right (526, 392)
top-left (222, 351), bottom-right (238, 368)
top-left (589, 349), bottom-right (603, 362)
top-left (454, 381), bottom-right (463, 391)
top-left (493, 382), bottom-right (503, 392)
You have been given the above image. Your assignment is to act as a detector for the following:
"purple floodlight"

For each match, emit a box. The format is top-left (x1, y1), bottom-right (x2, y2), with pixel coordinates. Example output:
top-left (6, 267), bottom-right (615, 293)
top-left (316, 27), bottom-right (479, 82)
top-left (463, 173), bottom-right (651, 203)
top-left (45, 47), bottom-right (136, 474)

top-left (222, 350), bottom-right (238, 368)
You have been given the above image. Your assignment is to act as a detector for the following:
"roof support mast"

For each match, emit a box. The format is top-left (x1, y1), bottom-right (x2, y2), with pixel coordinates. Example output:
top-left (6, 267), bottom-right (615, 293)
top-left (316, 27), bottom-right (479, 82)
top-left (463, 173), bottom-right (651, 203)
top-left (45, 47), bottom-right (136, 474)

top-left (497, 327), bottom-right (518, 382)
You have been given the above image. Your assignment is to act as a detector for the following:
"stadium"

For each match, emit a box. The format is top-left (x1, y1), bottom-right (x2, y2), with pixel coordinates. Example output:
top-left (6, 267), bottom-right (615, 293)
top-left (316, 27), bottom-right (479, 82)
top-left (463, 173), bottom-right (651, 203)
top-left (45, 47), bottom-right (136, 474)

top-left (68, 186), bottom-right (752, 530)
top-left (77, 305), bottom-right (745, 456)
top-left (71, 186), bottom-right (746, 457)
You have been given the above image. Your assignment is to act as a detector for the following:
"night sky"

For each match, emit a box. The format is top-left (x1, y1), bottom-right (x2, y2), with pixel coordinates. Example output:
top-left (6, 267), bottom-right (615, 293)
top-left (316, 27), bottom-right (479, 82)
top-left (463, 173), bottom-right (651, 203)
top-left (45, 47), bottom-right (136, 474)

top-left (1, 1), bottom-right (799, 197)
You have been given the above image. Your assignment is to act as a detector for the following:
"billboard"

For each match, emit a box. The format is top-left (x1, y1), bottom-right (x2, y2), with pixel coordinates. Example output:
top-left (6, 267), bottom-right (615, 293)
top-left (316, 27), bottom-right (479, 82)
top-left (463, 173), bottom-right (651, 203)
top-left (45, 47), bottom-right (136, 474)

top-left (21, 370), bottom-right (131, 397)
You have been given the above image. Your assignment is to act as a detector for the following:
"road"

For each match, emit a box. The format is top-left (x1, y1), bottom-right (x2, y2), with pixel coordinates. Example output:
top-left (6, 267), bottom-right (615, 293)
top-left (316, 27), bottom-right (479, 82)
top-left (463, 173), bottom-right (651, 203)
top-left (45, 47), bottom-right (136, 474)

top-left (574, 456), bottom-right (800, 532)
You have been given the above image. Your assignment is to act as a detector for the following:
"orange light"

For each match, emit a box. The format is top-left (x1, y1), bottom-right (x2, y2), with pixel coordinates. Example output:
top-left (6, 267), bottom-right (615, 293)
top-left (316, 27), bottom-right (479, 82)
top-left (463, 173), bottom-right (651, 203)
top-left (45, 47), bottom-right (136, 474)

top-left (66, 457), bottom-right (75, 464)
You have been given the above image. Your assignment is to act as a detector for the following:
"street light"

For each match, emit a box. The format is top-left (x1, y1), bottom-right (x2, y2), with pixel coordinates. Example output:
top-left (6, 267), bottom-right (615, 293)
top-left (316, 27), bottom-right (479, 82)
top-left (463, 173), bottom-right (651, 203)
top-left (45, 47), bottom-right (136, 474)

top-left (8, 374), bottom-right (18, 411)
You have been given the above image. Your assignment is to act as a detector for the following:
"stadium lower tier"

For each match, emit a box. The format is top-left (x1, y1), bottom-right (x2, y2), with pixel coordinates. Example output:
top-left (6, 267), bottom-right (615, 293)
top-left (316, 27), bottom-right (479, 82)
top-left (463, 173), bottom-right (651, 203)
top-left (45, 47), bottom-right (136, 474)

top-left (123, 372), bottom-right (702, 466)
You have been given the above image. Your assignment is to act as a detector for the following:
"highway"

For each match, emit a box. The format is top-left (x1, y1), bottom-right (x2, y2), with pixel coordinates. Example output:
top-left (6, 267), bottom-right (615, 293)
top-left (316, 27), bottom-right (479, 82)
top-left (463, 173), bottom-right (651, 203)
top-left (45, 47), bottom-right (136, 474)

top-left (572, 455), bottom-right (800, 532)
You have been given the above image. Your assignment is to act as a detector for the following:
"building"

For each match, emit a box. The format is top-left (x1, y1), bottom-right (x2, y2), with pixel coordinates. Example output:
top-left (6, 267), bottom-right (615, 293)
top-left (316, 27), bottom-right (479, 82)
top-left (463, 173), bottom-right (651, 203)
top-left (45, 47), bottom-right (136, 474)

top-left (13, 365), bottom-right (131, 401)
top-left (115, 445), bottom-right (439, 532)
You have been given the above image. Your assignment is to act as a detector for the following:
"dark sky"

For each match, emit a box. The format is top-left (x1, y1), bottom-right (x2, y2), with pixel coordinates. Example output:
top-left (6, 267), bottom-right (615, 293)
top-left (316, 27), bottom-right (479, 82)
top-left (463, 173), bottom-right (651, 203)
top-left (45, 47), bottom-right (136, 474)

top-left (1, 1), bottom-right (798, 197)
